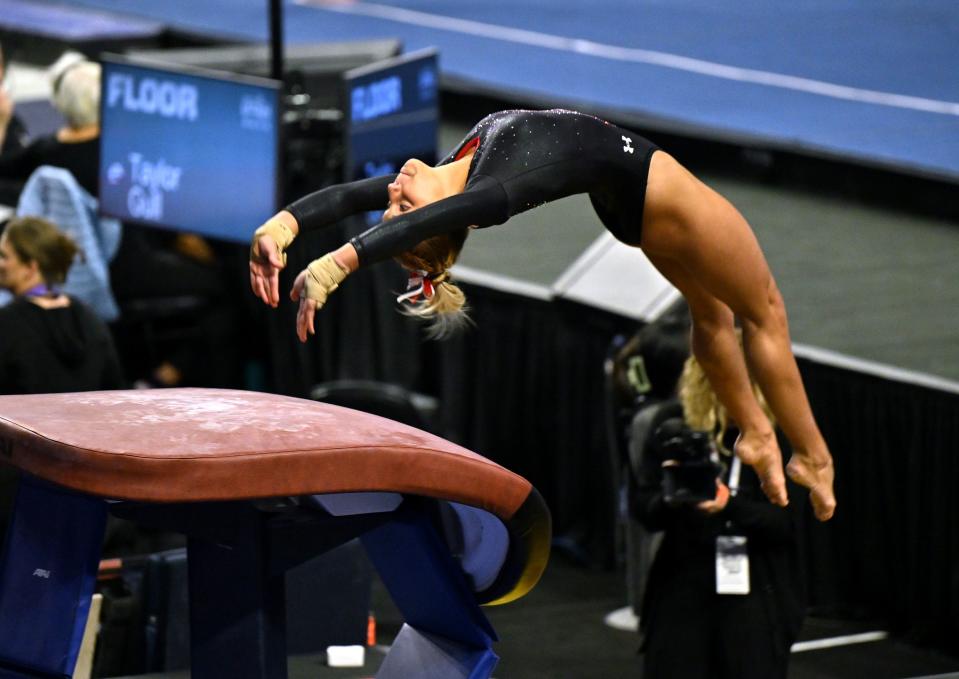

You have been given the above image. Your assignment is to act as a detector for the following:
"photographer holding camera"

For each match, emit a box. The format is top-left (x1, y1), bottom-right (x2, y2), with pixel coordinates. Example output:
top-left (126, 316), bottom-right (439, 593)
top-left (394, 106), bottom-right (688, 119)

top-left (633, 348), bottom-right (805, 679)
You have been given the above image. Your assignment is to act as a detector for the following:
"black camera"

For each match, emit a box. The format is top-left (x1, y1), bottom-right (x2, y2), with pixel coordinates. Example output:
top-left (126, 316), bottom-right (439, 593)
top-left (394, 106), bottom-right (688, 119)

top-left (654, 418), bottom-right (723, 506)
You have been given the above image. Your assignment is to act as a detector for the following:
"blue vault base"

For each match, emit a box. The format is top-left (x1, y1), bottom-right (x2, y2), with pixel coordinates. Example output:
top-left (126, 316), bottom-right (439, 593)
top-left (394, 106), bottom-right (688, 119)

top-left (0, 476), bottom-right (501, 679)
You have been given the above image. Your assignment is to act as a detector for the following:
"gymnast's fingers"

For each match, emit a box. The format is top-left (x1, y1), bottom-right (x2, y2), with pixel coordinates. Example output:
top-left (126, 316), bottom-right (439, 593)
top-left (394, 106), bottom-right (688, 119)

top-left (290, 269), bottom-right (306, 302)
top-left (296, 298), bottom-right (317, 342)
top-left (250, 264), bottom-right (269, 306)
top-left (268, 267), bottom-right (280, 307)
top-left (306, 301), bottom-right (317, 336)
top-left (249, 267), bottom-right (259, 299)
top-left (296, 297), bottom-right (308, 342)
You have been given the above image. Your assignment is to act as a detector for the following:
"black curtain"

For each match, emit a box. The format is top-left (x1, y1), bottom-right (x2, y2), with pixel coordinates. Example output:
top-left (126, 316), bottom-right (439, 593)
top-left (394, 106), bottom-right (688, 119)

top-left (260, 265), bottom-right (632, 565)
top-left (428, 290), bottom-right (631, 565)
top-left (797, 359), bottom-right (959, 652)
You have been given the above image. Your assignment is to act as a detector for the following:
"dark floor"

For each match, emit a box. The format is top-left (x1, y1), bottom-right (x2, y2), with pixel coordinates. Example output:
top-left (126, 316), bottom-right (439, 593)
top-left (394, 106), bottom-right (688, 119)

top-left (114, 556), bottom-right (959, 679)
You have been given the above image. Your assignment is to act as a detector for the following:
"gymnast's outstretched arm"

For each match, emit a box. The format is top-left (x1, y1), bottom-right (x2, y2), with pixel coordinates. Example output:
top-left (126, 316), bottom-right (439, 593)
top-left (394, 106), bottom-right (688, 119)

top-left (249, 175), bottom-right (393, 306)
top-left (351, 176), bottom-right (508, 266)
top-left (291, 178), bottom-right (509, 341)
top-left (286, 175), bottom-right (395, 232)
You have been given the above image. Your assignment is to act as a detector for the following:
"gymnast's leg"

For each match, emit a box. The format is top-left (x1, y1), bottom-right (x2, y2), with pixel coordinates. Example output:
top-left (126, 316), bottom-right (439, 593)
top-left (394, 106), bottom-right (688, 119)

top-left (644, 250), bottom-right (788, 509)
top-left (641, 151), bottom-right (835, 521)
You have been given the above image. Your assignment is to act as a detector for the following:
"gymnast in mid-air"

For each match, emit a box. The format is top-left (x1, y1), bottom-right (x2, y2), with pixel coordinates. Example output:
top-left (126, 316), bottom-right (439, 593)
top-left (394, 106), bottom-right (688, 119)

top-left (249, 108), bottom-right (836, 521)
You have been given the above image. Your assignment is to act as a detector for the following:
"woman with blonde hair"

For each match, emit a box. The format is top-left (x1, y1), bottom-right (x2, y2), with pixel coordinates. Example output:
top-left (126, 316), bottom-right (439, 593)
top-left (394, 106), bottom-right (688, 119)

top-left (679, 338), bottom-right (775, 454)
top-left (636, 351), bottom-right (804, 679)
top-left (249, 108), bottom-right (835, 521)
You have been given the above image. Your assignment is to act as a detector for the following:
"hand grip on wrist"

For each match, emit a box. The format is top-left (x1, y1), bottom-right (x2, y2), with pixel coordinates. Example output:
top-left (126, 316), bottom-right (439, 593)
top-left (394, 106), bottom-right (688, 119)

top-left (251, 218), bottom-right (295, 266)
top-left (305, 253), bottom-right (349, 308)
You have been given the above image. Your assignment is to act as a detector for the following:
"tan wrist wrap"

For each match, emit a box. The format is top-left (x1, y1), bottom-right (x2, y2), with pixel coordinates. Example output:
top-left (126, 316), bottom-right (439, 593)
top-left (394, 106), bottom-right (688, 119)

top-left (251, 218), bottom-right (295, 266)
top-left (305, 253), bottom-right (350, 308)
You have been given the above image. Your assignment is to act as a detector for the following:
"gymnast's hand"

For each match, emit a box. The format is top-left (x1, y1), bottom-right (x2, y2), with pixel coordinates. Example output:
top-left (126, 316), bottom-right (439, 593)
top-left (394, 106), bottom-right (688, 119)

top-left (249, 214), bottom-right (297, 307)
top-left (291, 253), bottom-right (351, 342)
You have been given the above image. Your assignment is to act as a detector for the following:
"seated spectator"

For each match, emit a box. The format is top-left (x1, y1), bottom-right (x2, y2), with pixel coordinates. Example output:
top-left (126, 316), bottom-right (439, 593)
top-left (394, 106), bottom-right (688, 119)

top-left (0, 215), bottom-right (124, 393)
top-left (17, 165), bottom-right (122, 321)
top-left (0, 51), bottom-right (100, 196)
top-left (0, 215), bottom-right (185, 558)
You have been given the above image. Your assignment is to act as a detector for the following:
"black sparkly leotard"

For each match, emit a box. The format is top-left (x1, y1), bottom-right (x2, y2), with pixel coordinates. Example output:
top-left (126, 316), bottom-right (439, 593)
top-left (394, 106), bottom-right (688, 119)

top-left (286, 109), bottom-right (658, 265)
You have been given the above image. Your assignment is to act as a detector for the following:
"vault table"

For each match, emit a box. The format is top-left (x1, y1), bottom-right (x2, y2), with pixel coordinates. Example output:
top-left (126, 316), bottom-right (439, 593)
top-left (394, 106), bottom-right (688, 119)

top-left (0, 389), bottom-right (550, 678)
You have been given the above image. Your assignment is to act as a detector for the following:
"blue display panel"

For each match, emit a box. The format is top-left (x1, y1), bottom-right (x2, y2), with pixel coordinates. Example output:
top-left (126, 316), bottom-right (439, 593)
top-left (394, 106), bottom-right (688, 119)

top-left (99, 55), bottom-right (281, 242)
top-left (344, 49), bottom-right (439, 224)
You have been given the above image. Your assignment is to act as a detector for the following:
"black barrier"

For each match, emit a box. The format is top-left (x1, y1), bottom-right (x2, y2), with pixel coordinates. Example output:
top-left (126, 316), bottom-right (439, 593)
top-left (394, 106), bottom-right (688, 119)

top-left (795, 355), bottom-right (959, 652)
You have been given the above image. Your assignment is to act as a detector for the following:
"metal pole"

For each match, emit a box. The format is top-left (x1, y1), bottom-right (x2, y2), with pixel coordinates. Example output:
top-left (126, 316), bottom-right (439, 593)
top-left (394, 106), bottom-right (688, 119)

top-left (269, 0), bottom-right (283, 81)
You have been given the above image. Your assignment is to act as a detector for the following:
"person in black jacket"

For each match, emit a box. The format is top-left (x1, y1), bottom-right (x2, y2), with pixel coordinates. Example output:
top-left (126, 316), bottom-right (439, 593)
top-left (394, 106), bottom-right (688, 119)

top-left (0, 217), bottom-right (180, 560)
top-left (0, 52), bottom-right (100, 198)
top-left (634, 350), bottom-right (804, 679)
top-left (0, 215), bottom-right (124, 393)
top-left (249, 108), bottom-right (835, 521)
top-left (0, 214), bottom-right (125, 547)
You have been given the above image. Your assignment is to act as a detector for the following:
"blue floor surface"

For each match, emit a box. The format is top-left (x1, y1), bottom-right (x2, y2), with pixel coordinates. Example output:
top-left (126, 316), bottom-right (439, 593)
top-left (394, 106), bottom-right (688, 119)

top-left (55, 0), bottom-right (959, 180)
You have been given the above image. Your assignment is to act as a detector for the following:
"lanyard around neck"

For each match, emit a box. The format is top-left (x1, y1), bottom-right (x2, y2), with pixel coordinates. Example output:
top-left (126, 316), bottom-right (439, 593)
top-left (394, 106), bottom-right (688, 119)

top-left (728, 455), bottom-right (742, 496)
top-left (22, 283), bottom-right (59, 298)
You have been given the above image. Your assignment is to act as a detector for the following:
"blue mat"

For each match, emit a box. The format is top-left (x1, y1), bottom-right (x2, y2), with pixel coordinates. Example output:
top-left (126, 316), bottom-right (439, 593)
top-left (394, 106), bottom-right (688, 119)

top-left (0, 0), bottom-right (162, 39)
top-left (55, 0), bottom-right (959, 180)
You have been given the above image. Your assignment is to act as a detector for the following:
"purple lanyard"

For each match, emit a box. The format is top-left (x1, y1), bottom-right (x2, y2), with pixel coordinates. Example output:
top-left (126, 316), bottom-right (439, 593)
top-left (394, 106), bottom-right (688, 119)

top-left (22, 283), bottom-right (59, 298)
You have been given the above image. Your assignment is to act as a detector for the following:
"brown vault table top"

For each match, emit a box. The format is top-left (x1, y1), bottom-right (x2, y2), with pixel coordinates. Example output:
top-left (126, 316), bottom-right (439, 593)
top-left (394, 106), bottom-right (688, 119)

top-left (0, 388), bottom-right (532, 521)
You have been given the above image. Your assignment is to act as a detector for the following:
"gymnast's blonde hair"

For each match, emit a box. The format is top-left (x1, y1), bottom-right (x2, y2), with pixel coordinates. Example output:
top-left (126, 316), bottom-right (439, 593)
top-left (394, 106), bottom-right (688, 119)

top-left (394, 228), bottom-right (471, 339)
top-left (679, 333), bottom-right (774, 455)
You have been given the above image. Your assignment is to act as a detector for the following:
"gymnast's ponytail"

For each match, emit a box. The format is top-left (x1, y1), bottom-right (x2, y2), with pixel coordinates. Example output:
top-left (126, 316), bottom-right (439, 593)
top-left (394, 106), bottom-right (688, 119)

top-left (394, 227), bottom-right (471, 339)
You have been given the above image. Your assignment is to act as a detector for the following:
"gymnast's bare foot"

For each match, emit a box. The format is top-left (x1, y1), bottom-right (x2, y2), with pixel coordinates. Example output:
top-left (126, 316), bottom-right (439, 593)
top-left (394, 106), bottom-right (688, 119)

top-left (734, 427), bottom-right (788, 508)
top-left (786, 450), bottom-right (836, 522)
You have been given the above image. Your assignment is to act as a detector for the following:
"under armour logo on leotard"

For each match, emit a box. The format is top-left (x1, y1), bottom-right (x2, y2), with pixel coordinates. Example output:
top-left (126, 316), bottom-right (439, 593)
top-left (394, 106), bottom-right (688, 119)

top-left (622, 136), bottom-right (634, 154)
